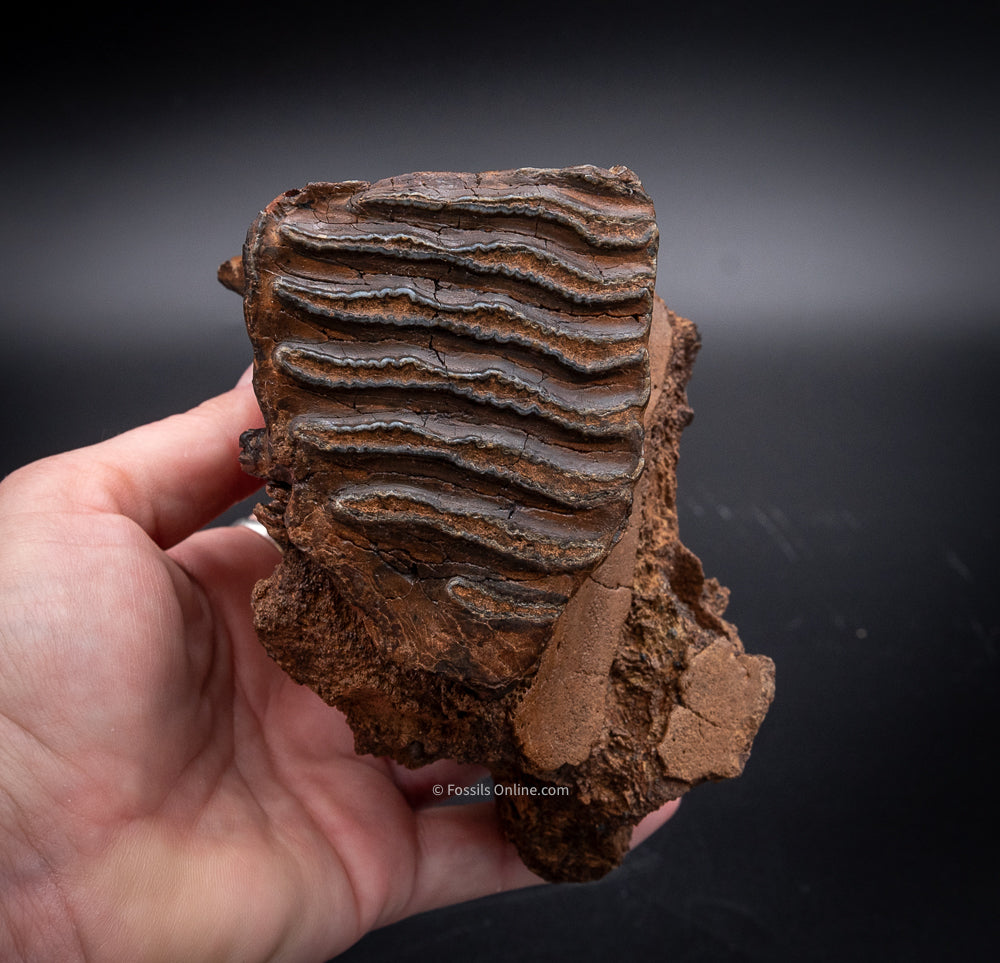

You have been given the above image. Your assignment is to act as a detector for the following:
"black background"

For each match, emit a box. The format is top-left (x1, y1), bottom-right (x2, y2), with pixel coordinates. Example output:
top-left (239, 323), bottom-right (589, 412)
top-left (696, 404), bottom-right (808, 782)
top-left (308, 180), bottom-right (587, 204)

top-left (3, 3), bottom-right (998, 960)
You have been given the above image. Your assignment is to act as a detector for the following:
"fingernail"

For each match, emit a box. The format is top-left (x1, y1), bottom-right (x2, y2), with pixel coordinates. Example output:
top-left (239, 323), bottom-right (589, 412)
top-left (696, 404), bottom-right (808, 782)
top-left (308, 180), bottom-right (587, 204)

top-left (235, 364), bottom-right (254, 388)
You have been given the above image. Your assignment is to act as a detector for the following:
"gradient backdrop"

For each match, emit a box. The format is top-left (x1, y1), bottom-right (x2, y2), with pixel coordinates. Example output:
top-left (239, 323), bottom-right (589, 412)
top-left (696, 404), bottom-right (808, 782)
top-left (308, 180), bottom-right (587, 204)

top-left (3, 3), bottom-right (997, 960)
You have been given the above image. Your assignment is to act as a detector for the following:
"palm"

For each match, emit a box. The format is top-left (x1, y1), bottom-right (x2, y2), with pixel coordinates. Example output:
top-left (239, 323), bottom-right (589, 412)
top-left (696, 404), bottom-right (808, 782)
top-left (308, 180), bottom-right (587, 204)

top-left (24, 513), bottom-right (509, 958)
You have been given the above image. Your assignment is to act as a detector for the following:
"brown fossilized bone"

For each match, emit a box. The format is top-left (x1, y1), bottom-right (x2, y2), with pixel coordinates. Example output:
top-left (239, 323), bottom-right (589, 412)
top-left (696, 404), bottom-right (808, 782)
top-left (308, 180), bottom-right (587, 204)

top-left (221, 165), bottom-right (775, 882)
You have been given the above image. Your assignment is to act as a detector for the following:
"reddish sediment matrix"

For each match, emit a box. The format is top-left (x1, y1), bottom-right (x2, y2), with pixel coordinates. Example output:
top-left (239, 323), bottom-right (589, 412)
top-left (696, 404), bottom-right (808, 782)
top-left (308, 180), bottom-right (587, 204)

top-left (220, 166), bottom-right (775, 882)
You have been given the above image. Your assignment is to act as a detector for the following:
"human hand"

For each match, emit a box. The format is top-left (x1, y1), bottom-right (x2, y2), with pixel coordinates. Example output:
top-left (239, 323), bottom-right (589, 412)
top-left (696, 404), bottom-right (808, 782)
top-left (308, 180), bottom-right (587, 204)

top-left (0, 369), bottom-right (679, 962)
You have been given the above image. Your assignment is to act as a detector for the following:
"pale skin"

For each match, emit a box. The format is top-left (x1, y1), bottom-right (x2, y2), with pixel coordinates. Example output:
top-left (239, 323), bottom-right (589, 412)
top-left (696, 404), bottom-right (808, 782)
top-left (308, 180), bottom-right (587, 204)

top-left (0, 368), bottom-right (679, 962)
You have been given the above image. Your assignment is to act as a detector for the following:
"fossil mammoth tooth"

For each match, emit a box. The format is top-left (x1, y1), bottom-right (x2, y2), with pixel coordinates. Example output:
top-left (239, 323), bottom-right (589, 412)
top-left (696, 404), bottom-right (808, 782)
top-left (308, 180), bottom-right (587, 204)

top-left (236, 165), bottom-right (658, 689)
top-left (225, 166), bottom-right (774, 883)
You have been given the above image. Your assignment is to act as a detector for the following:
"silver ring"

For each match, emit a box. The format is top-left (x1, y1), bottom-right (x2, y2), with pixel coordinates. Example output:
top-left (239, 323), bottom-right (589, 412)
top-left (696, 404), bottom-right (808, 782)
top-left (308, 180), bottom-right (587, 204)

top-left (230, 515), bottom-right (280, 549)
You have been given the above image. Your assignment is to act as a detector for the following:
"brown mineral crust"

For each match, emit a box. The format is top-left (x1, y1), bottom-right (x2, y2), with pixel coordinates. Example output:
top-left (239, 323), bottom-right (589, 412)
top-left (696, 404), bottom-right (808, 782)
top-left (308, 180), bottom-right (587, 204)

top-left (490, 302), bottom-right (775, 881)
top-left (230, 167), bottom-right (775, 883)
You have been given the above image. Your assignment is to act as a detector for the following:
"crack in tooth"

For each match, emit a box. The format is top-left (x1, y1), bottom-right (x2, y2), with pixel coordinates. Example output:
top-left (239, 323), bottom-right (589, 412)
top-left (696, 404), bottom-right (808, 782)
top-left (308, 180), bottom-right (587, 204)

top-left (272, 274), bottom-right (649, 374)
top-left (280, 219), bottom-right (653, 306)
top-left (289, 411), bottom-right (642, 510)
top-left (274, 340), bottom-right (649, 438)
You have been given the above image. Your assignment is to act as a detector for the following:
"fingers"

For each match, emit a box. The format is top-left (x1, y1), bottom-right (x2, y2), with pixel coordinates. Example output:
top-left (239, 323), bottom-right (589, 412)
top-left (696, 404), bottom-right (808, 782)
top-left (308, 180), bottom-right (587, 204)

top-left (630, 798), bottom-right (682, 846)
top-left (389, 758), bottom-right (493, 808)
top-left (168, 524), bottom-right (281, 617)
top-left (391, 793), bottom-right (681, 925)
top-left (7, 366), bottom-right (265, 548)
top-left (386, 802), bottom-right (544, 926)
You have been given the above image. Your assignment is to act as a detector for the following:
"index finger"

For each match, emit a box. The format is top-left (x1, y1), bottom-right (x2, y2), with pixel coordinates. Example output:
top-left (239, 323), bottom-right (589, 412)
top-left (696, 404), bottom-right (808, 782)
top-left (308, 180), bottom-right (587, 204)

top-left (6, 366), bottom-right (265, 549)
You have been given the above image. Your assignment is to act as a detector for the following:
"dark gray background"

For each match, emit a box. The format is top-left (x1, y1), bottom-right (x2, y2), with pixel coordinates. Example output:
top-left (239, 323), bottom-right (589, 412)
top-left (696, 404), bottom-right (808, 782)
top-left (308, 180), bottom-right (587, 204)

top-left (3, 3), bottom-right (997, 960)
